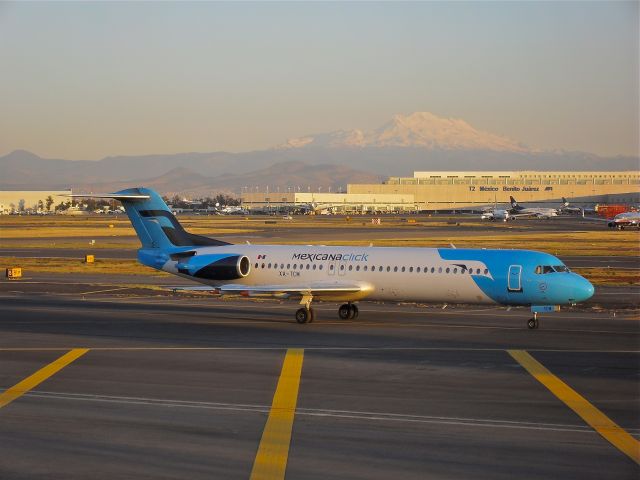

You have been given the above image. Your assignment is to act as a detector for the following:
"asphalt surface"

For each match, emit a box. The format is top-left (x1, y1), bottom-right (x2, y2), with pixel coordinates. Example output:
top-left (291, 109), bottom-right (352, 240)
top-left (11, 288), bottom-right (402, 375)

top-left (0, 292), bottom-right (638, 479)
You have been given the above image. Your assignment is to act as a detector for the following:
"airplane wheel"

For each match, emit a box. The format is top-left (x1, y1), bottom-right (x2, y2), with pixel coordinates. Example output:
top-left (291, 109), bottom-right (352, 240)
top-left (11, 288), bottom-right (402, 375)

top-left (527, 318), bottom-right (538, 329)
top-left (350, 304), bottom-right (359, 319)
top-left (296, 308), bottom-right (311, 324)
top-left (338, 304), bottom-right (351, 320)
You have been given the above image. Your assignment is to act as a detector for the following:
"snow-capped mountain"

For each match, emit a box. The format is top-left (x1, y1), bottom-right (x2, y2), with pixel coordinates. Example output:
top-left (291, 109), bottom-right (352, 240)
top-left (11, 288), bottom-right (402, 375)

top-left (280, 112), bottom-right (531, 152)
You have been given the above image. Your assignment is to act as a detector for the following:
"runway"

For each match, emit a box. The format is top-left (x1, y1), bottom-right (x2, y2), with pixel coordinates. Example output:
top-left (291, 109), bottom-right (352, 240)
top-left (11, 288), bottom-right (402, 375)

top-left (0, 293), bottom-right (638, 479)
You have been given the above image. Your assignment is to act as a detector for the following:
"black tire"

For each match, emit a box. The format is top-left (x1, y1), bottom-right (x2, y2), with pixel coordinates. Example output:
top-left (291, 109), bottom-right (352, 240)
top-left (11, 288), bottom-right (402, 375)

top-left (338, 304), bottom-right (351, 320)
top-left (350, 304), bottom-right (359, 319)
top-left (527, 318), bottom-right (536, 330)
top-left (296, 308), bottom-right (310, 324)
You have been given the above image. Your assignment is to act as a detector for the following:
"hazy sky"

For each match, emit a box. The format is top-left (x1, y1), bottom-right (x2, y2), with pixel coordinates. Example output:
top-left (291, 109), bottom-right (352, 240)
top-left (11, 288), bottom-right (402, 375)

top-left (0, 1), bottom-right (638, 159)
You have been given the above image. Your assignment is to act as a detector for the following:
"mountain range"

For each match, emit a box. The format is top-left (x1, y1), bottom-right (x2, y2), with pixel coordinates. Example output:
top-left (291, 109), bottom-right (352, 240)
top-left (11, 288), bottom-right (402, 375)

top-left (1, 112), bottom-right (636, 196)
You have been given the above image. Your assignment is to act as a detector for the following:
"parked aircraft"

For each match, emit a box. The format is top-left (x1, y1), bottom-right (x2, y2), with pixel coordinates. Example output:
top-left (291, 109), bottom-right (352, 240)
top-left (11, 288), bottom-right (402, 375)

top-left (480, 208), bottom-right (513, 221)
top-left (559, 198), bottom-right (583, 215)
top-left (509, 196), bottom-right (559, 219)
top-left (69, 188), bottom-right (594, 329)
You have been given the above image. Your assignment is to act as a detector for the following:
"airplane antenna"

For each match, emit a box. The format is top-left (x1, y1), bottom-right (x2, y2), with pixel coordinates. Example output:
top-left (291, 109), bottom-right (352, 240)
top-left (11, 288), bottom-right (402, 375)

top-left (449, 243), bottom-right (457, 249)
top-left (246, 241), bottom-right (251, 245)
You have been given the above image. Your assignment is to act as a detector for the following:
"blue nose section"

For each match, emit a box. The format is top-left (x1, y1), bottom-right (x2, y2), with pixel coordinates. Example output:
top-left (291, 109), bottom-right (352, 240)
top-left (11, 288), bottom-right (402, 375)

top-left (574, 275), bottom-right (595, 302)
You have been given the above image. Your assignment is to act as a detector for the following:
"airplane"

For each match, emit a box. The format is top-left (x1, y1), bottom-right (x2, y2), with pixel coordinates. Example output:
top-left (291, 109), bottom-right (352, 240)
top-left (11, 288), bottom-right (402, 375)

top-left (69, 188), bottom-right (594, 329)
top-left (559, 198), bottom-right (583, 215)
top-left (480, 207), bottom-right (513, 222)
top-left (584, 210), bottom-right (640, 230)
top-left (508, 196), bottom-right (559, 219)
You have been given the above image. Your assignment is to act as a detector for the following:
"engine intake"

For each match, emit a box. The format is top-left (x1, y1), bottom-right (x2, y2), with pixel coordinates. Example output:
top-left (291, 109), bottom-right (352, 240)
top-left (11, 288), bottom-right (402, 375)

top-left (178, 254), bottom-right (251, 280)
top-left (196, 255), bottom-right (250, 280)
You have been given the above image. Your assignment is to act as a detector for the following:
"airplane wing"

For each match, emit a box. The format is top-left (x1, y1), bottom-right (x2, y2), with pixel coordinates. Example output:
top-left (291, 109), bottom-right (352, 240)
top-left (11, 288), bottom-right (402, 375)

top-left (164, 281), bottom-right (372, 300)
top-left (218, 281), bottom-right (372, 298)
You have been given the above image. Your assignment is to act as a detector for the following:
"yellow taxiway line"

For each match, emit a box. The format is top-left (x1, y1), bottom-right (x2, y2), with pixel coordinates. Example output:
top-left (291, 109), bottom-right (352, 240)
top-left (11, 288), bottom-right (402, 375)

top-left (0, 349), bottom-right (89, 409)
top-left (508, 349), bottom-right (639, 465)
top-left (250, 348), bottom-right (304, 480)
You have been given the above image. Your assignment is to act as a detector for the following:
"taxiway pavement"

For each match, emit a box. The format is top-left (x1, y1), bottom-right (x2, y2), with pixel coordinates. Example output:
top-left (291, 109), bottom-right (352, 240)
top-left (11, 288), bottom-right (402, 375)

top-left (0, 293), bottom-right (638, 479)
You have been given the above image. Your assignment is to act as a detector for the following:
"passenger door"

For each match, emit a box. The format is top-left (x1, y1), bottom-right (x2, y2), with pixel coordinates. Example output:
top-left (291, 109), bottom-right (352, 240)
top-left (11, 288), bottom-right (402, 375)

top-left (507, 265), bottom-right (523, 292)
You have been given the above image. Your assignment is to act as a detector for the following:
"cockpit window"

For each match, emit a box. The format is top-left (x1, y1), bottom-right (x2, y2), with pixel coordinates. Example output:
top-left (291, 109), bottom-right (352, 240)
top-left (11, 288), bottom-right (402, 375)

top-left (536, 265), bottom-right (569, 274)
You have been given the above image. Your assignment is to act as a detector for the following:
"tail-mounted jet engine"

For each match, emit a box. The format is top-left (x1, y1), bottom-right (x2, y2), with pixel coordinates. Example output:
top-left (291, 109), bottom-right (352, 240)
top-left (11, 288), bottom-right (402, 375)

top-left (175, 253), bottom-right (251, 280)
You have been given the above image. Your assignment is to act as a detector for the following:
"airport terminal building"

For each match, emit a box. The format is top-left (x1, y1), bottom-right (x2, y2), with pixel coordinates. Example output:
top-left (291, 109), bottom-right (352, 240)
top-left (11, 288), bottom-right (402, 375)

top-left (242, 171), bottom-right (639, 212)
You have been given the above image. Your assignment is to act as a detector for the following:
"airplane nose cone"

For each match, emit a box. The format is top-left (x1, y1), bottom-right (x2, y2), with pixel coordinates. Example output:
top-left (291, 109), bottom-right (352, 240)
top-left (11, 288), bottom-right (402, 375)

top-left (575, 276), bottom-right (595, 302)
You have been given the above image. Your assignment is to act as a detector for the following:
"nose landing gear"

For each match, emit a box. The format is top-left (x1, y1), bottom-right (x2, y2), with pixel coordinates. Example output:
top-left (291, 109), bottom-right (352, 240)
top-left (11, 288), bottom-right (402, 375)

top-left (295, 307), bottom-right (314, 324)
top-left (295, 293), bottom-right (314, 324)
top-left (527, 312), bottom-right (539, 330)
top-left (338, 303), bottom-right (359, 320)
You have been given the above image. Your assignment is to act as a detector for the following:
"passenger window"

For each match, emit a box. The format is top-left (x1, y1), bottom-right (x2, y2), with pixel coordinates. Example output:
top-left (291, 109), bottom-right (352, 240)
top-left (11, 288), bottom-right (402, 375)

top-left (255, 263), bottom-right (258, 268)
top-left (379, 266), bottom-right (383, 272)
top-left (535, 266), bottom-right (542, 274)
top-left (348, 265), bottom-right (353, 271)
top-left (287, 264), bottom-right (290, 269)
top-left (484, 268), bottom-right (489, 275)
top-left (394, 266), bottom-right (398, 272)
top-left (261, 263), bottom-right (265, 269)
top-left (356, 265), bottom-right (360, 271)
top-left (313, 264), bottom-right (316, 270)
top-left (401, 266), bottom-right (406, 272)
top-left (299, 264), bottom-right (303, 270)
top-left (364, 266), bottom-right (368, 272)
top-left (329, 264), bottom-right (333, 270)
top-left (268, 263), bottom-right (271, 269)
top-left (446, 267), bottom-right (450, 274)
top-left (293, 264), bottom-right (297, 269)
top-left (306, 264), bottom-right (310, 270)
top-left (319, 265), bottom-right (323, 270)
top-left (438, 267), bottom-right (442, 273)
top-left (431, 267), bottom-right (435, 273)
top-left (453, 268), bottom-right (457, 274)
top-left (340, 264), bottom-right (345, 270)
top-left (386, 266), bottom-right (391, 272)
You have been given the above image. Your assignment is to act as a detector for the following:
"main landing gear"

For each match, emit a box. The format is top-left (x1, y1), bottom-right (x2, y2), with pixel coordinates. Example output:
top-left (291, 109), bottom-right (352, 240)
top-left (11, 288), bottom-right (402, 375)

top-left (338, 303), bottom-right (359, 320)
top-left (527, 312), bottom-right (539, 330)
top-left (294, 294), bottom-right (360, 324)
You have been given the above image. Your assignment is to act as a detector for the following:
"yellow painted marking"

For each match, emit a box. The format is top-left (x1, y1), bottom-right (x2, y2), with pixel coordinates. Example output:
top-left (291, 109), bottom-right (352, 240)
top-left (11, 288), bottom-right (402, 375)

top-left (0, 349), bottom-right (89, 409)
top-left (508, 350), bottom-right (640, 465)
top-left (250, 348), bottom-right (304, 480)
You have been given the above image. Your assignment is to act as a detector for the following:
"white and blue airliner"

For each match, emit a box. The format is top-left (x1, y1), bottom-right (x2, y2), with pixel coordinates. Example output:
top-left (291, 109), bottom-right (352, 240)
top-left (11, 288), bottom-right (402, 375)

top-left (71, 188), bottom-right (594, 329)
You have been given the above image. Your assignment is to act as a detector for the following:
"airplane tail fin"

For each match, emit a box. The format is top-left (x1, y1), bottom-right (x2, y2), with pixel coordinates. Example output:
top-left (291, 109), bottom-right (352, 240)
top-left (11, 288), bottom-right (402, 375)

top-left (562, 197), bottom-right (569, 206)
top-left (67, 188), bottom-right (230, 249)
top-left (509, 196), bottom-right (518, 207)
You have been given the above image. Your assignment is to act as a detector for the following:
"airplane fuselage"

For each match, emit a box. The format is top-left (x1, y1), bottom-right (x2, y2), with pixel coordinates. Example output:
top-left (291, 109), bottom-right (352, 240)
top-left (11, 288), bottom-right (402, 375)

top-left (141, 244), bottom-right (593, 307)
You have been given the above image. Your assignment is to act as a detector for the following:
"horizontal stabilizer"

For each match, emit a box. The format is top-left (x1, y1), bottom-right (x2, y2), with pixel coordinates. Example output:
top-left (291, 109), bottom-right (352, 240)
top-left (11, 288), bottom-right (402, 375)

top-left (64, 193), bottom-right (150, 201)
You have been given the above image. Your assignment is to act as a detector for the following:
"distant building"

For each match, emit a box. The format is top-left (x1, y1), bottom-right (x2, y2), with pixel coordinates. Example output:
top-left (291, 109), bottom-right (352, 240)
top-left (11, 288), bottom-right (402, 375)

top-left (241, 171), bottom-right (639, 212)
top-left (0, 190), bottom-right (72, 214)
top-left (241, 192), bottom-right (416, 213)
